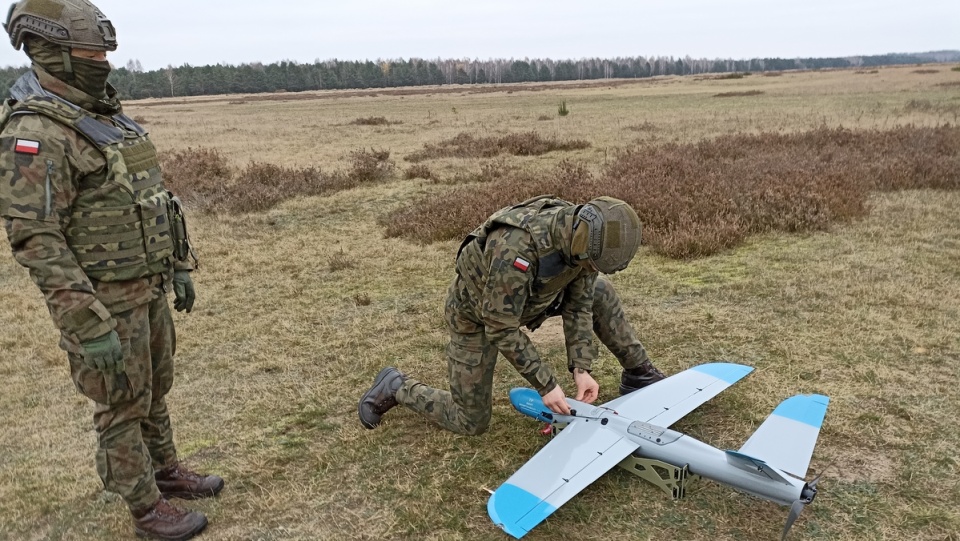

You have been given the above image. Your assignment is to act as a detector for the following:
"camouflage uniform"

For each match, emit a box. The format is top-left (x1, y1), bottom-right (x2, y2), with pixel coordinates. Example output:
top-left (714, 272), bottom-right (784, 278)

top-left (0, 67), bottom-right (192, 511)
top-left (396, 196), bottom-right (652, 435)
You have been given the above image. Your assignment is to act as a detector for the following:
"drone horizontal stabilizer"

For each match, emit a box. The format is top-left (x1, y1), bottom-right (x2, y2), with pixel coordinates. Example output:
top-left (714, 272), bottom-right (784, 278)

top-left (737, 394), bottom-right (830, 479)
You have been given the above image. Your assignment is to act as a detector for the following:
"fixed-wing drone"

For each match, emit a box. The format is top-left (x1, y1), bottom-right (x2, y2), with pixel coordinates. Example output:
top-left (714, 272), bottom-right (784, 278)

top-left (487, 363), bottom-right (829, 540)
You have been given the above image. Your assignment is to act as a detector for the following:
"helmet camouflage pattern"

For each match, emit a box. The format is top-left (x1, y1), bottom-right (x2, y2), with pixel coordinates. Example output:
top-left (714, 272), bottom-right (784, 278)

top-left (4, 0), bottom-right (116, 51)
top-left (571, 196), bottom-right (642, 274)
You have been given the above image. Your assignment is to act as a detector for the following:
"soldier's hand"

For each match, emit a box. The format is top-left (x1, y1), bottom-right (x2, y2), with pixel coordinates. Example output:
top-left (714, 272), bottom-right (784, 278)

top-left (542, 385), bottom-right (571, 415)
top-left (573, 368), bottom-right (599, 404)
top-left (173, 270), bottom-right (195, 313)
top-left (79, 330), bottom-right (125, 374)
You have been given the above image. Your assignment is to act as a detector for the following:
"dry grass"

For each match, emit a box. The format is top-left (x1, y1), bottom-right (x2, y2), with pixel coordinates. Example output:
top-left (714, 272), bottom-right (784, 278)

top-left (1, 64), bottom-right (959, 541)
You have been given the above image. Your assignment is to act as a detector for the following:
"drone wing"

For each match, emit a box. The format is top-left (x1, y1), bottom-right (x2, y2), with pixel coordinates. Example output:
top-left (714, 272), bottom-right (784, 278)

top-left (488, 362), bottom-right (754, 538)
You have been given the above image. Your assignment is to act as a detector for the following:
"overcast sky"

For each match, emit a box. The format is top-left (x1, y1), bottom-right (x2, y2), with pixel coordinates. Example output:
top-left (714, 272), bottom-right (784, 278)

top-left (1, 0), bottom-right (957, 70)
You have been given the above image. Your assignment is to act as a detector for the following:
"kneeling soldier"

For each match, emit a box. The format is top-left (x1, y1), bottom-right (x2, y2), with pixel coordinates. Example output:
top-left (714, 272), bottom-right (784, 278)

top-left (359, 195), bottom-right (666, 435)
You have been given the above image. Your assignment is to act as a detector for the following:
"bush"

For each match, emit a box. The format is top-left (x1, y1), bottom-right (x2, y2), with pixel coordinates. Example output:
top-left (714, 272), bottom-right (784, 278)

top-left (404, 164), bottom-right (435, 180)
top-left (347, 148), bottom-right (394, 183)
top-left (159, 147), bottom-right (233, 206)
top-left (351, 116), bottom-right (401, 126)
top-left (405, 132), bottom-right (590, 162)
top-left (160, 146), bottom-right (396, 214)
top-left (713, 90), bottom-right (764, 98)
top-left (382, 125), bottom-right (960, 258)
top-left (558, 101), bottom-right (569, 116)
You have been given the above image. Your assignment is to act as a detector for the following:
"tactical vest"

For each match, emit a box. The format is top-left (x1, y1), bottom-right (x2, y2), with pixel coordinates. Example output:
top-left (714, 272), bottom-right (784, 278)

top-left (1, 93), bottom-right (174, 282)
top-left (458, 195), bottom-right (583, 297)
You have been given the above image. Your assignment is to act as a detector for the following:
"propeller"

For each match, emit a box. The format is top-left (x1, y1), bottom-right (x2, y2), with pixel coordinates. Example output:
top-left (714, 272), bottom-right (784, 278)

top-left (781, 472), bottom-right (823, 541)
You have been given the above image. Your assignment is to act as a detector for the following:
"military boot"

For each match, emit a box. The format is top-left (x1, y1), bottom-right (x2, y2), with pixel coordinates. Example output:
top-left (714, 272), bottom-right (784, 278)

top-left (132, 497), bottom-right (207, 541)
top-left (619, 360), bottom-right (667, 395)
top-left (155, 463), bottom-right (225, 500)
top-left (358, 367), bottom-right (406, 429)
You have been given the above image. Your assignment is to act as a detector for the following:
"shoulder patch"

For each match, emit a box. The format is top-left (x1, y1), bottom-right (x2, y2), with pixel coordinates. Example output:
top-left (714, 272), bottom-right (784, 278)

top-left (14, 138), bottom-right (40, 155)
top-left (513, 257), bottom-right (531, 272)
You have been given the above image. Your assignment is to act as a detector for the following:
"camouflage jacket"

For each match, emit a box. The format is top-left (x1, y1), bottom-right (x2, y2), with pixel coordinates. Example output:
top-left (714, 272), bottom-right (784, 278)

top-left (455, 196), bottom-right (599, 394)
top-left (0, 68), bottom-right (186, 352)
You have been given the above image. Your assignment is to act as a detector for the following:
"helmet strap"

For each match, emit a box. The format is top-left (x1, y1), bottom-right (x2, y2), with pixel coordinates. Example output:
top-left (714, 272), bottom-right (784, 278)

top-left (60, 46), bottom-right (75, 81)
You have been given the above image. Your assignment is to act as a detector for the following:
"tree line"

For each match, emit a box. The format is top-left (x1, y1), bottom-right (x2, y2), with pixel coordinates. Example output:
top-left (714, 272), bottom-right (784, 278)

top-left (1, 51), bottom-right (958, 100)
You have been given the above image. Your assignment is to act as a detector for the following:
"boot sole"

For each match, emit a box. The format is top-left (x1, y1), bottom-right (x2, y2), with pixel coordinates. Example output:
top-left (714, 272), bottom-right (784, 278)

top-left (358, 367), bottom-right (397, 429)
top-left (135, 515), bottom-right (208, 541)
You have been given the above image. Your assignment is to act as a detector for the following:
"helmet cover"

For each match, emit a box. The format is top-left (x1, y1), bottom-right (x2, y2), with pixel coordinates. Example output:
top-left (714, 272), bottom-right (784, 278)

top-left (4, 0), bottom-right (116, 51)
top-left (571, 197), bottom-right (642, 274)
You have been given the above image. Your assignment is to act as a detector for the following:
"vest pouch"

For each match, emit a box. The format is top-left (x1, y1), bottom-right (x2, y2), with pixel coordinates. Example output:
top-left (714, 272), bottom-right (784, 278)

top-left (166, 193), bottom-right (194, 263)
top-left (138, 192), bottom-right (174, 267)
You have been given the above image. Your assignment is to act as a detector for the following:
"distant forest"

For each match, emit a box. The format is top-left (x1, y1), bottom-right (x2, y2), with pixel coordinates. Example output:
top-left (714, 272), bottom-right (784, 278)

top-left (2, 51), bottom-right (959, 100)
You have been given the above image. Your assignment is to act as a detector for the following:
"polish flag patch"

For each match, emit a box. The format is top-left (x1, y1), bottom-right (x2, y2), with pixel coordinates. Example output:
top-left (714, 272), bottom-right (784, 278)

top-left (14, 139), bottom-right (40, 155)
top-left (513, 257), bottom-right (530, 272)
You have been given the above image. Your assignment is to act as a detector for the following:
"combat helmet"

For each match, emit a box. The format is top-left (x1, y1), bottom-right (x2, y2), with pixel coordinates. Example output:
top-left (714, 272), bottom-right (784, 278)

top-left (571, 196), bottom-right (642, 274)
top-left (4, 0), bottom-right (116, 51)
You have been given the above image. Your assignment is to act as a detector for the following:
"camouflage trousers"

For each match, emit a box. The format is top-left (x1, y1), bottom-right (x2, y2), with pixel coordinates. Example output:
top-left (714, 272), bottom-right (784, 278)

top-left (396, 276), bottom-right (650, 436)
top-left (67, 294), bottom-right (179, 512)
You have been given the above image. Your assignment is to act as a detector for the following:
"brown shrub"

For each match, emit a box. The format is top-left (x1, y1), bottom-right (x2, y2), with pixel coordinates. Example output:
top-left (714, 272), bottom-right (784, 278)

top-left (714, 90), bottom-right (764, 98)
top-left (347, 148), bottom-right (394, 182)
top-left (159, 147), bottom-right (234, 207)
top-left (404, 164), bottom-right (435, 180)
top-left (351, 116), bottom-right (401, 126)
top-left (382, 125), bottom-right (960, 258)
top-left (445, 158), bottom-right (518, 185)
top-left (224, 162), bottom-right (335, 213)
top-left (161, 146), bottom-right (396, 214)
top-left (405, 132), bottom-right (590, 162)
top-left (912, 69), bottom-right (939, 74)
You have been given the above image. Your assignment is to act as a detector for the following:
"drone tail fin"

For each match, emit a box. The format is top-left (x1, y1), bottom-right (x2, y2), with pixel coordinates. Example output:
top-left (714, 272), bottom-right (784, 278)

top-left (737, 394), bottom-right (829, 479)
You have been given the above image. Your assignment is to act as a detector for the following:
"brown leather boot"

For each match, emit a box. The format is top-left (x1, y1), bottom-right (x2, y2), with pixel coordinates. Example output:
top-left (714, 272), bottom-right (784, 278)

top-left (132, 497), bottom-right (207, 541)
top-left (155, 463), bottom-right (225, 500)
top-left (358, 367), bottom-right (406, 429)
top-left (620, 360), bottom-right (667, 395)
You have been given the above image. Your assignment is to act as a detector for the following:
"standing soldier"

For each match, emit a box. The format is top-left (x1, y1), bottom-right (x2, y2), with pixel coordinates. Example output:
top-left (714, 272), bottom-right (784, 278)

top-left (1, 1), bottom-right (222, 539)
top-left (359, 195), bottom-right (667, 435)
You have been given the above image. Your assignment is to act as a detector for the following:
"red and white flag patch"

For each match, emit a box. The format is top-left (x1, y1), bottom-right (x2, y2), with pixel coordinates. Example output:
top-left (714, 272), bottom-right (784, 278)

top-left (14, 139), bottom-right (40, 155)
top-left (513, 257), bottom-right (530, 272)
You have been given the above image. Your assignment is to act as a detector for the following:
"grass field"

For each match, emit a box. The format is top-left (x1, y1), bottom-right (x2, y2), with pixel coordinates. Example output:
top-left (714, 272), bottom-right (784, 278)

top-left (1, 65), bottom-right (959, 540)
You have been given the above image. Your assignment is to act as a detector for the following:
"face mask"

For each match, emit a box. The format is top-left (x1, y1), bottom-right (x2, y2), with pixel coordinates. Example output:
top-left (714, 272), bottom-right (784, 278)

top-left (27, 38), bottom-right (112, 98)
top-left (70, 56), bottom-right (112, 100)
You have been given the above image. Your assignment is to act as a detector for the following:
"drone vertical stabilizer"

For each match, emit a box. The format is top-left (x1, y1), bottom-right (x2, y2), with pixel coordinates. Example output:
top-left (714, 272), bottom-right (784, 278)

top-left (737, 394), bottom-right (830, 479)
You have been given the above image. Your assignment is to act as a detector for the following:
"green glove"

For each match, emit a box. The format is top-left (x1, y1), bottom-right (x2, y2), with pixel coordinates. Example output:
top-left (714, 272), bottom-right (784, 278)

top-left (173, 270), bottom-right (196, 313)
top-left (79, 330), bottom-right (124, 373)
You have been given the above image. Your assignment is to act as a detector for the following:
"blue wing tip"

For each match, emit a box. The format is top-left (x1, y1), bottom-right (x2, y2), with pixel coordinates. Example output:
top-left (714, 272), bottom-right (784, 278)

top-left (692, 362), bottom-right (754, 383)
top-left (488, 491), bottom-right (525, 539)
top-left (488, 483), bottom-right (556, 539)
top-left (773, 394), bottom-right (830, 428)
